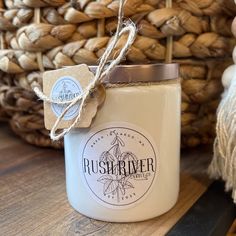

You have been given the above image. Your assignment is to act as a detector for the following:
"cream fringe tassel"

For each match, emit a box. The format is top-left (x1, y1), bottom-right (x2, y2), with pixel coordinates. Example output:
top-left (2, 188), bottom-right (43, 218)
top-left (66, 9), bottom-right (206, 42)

top-left (208, 65), bottom-right (236, 203)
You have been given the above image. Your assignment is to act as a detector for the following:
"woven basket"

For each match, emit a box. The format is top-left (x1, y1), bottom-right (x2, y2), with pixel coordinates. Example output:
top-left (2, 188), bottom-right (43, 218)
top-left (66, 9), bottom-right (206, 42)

top-left (0, 0), bottom-right (235, 148)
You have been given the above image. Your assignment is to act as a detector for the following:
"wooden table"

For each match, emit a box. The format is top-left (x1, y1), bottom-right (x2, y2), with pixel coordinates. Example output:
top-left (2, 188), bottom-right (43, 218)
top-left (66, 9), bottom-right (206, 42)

top-left (0, 124), bottom-right (234, 235)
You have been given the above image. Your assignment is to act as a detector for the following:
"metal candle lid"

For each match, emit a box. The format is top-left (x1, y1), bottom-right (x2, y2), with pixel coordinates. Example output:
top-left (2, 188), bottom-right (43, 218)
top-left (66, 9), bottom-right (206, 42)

top-left (90, 63), bottom-right (179, 83)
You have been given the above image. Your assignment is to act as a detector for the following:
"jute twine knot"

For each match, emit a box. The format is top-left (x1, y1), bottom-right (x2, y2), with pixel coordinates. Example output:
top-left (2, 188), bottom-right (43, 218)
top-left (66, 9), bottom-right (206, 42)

top-left (33, 0), bottom-right (137, 141)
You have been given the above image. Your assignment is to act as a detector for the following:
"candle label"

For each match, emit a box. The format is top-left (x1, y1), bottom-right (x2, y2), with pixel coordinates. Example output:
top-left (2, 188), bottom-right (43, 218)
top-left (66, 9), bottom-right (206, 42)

top-left (43, 64), bottom-right (106, 130)
top-left (81, 122), bottom-right (158, 209)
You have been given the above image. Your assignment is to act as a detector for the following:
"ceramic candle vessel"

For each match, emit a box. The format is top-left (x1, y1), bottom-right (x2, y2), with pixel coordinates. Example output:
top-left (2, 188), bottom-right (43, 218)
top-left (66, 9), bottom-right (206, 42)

top-left (64, 64), bottom-right (181, 222)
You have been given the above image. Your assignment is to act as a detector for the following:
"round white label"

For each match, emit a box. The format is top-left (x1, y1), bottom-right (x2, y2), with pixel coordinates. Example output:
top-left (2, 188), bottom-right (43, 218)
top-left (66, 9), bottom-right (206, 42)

top-left (81, 123), bottom-right (158, 209)
top-left (50, 76), bottom-right (82, 120)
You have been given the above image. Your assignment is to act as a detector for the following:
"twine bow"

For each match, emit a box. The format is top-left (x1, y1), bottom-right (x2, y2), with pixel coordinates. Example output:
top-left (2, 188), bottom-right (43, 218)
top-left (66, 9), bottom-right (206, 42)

top-left (33, 0), bottom-right (137, 141)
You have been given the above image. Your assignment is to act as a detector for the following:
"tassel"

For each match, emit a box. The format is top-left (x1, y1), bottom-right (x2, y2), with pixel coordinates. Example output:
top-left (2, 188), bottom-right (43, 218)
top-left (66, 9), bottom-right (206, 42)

top-left (208, 64), bottom-right (236, 203)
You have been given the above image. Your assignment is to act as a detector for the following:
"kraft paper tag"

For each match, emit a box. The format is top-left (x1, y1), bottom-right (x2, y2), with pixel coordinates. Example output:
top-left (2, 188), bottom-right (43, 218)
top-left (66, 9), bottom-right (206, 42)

top-left (43, 64), bottom-right (106, 130)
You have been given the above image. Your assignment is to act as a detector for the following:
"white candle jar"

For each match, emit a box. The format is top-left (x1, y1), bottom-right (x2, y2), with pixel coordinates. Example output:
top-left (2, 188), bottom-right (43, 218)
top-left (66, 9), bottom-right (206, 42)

top-left (64, 64), bottom-right (180, 222)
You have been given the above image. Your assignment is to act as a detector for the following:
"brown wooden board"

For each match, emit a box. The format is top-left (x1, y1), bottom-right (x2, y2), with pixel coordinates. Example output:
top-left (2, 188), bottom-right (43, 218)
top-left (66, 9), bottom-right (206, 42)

top-left (0, 124), bottom-right (215, 235)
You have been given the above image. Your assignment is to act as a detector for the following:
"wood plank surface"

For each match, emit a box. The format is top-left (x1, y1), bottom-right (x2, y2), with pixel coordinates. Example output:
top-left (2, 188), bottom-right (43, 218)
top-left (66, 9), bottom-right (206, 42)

top-left (0, 124), bottom-right (213, 236)
top-left (228, 220), bottom-right (236, 236)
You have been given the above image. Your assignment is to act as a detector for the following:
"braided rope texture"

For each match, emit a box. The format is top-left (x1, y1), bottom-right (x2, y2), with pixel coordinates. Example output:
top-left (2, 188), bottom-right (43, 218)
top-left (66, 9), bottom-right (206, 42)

top-left (0, 0), bottom-right (235, 148)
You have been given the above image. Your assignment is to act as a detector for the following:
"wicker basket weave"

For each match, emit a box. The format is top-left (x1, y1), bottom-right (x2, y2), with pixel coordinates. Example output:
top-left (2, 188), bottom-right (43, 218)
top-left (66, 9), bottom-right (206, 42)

top-left (0, 0), bottom-right (235, 148)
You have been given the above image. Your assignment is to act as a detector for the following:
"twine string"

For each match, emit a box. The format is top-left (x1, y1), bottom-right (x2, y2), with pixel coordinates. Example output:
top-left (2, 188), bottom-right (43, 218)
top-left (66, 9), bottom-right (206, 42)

top-left (165, 0), bottom-right (173, 63)
top-left (33, 0), bottom-right (137, 140)
top-left (34, 8), bottom-right (45, 72)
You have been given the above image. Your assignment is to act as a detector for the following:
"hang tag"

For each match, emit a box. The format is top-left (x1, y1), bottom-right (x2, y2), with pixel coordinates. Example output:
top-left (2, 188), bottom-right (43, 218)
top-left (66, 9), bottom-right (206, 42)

top-left (43, 64), bottom-right (106, 130)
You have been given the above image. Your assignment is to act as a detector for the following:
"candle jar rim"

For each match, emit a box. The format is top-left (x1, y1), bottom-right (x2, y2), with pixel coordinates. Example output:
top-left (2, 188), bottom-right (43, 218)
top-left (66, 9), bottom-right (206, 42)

top-left (89, 63), bottom-right (179, 84)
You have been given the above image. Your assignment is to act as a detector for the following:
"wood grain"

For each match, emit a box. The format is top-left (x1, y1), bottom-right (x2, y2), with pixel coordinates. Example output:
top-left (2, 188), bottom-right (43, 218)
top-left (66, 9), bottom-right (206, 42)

top-left (0, 124), bottom-right (212, 236)
top-left (228, 219), bottom-right (236, 236)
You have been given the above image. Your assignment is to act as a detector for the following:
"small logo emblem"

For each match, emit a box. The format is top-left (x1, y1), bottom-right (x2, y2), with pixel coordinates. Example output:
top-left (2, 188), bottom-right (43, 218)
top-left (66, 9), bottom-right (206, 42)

top-left (50, 76), bottom-right (82, 120)
top-left (82, 124), bottom-right (157, 208)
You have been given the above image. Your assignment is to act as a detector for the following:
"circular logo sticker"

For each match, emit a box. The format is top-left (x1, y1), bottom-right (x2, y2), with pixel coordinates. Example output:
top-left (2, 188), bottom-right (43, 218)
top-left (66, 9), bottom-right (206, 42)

top-left (50, 76), bottom-right (82, 120)
top-left (81, 123), bottom-right (157, 208)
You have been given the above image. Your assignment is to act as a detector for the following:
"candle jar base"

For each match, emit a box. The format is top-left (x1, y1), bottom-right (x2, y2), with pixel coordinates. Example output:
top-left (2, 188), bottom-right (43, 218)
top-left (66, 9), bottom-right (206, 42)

top-left (66, 188), bottom-right (179, 222)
